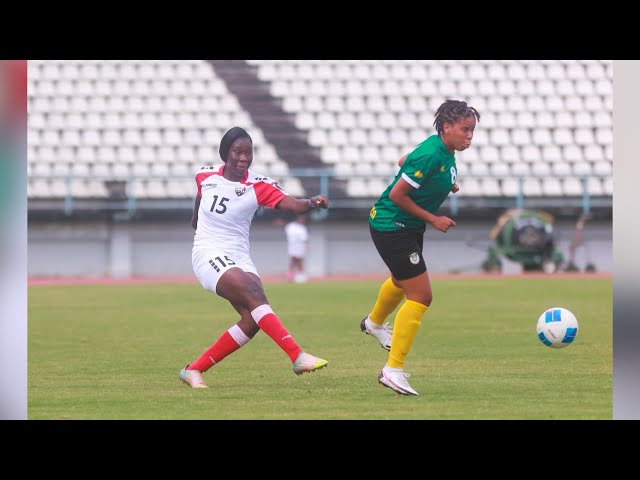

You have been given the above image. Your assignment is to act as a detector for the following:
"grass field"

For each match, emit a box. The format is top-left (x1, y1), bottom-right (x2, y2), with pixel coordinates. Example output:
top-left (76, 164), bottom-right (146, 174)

top-left (28, 277), bottom-right (612, 419)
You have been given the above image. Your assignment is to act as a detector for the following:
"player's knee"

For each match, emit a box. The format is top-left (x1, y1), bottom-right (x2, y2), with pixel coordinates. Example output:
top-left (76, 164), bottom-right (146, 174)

top-left (419, 291), bottom-right (433, 306)
top-left (243, 276), bottom-right (268, 305)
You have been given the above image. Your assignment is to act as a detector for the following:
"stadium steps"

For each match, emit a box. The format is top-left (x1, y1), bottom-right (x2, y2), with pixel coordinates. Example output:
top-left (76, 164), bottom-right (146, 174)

top-left (206, 60), bottom-right (349, 200)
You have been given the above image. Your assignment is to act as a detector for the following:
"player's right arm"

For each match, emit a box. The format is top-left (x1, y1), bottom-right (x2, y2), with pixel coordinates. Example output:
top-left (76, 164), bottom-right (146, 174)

top-left (192, 166), bottom-right (216, 230)
top-left (191, 195), bottom-right (201, 229)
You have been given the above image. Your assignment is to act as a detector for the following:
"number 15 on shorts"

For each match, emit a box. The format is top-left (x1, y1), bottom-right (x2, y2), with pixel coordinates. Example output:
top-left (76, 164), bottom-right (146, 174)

top-left (208, 255), bottom-right (236, 273)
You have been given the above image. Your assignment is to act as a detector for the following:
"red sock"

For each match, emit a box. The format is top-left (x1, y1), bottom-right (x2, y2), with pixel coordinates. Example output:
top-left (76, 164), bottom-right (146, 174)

top-left (188, 325), bottom-right (250, 373)
top-left (251, 305), bottom-right (302, 362)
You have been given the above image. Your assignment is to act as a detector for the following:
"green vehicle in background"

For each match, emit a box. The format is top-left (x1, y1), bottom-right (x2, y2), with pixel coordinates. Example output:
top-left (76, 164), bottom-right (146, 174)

top-left (482, 209), bottom-right (565, 274)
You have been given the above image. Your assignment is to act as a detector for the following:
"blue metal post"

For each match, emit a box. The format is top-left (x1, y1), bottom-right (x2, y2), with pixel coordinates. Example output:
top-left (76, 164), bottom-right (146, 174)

top-left (582, 176), bottom-right (590, 214)
top-left (64, 176), bottom-right (72, 215)
top-left (516, 177), bottom-right (524, 209)
top-left (128, 175), bottom-right (136, 217)
top-left (450, 193), bottom-right (458, 216)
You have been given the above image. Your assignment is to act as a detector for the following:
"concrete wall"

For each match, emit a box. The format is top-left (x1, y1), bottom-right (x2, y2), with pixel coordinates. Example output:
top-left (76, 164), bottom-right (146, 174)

top-left (27, 218), bottom-right (612, 278)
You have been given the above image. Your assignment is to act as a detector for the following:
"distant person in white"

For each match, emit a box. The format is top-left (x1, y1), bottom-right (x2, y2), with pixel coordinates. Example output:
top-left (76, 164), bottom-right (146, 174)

top-left (285, 215), bottom-right (309, 283)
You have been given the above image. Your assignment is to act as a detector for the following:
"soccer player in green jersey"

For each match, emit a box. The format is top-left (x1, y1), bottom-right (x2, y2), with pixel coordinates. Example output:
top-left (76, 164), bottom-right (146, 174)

top-left (362, 100), bottom-right (480, 395)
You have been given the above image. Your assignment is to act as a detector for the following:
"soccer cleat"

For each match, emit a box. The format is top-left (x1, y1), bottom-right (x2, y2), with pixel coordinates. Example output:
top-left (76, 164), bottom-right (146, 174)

top-left (360, 316), bottom-right (393, 351)
top-left (378, 367), bottom-right (420, 396)
top-left (293, 351), bottom-right (328, 375)
top-left (179, 366), bottom-right (208, 389)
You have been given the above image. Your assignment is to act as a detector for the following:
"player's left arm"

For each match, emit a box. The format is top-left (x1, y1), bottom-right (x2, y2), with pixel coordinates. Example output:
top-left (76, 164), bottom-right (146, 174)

top-left (276, 194), bottom-right (329, 213)
top-left (256, 178), bottom-right (328, 213)
top-left (452, 183), bottom-right (459, 193)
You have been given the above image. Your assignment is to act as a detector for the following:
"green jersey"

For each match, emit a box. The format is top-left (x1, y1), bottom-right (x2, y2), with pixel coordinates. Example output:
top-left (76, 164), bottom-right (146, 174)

top-left (369, 135), bottom-right (457, 231)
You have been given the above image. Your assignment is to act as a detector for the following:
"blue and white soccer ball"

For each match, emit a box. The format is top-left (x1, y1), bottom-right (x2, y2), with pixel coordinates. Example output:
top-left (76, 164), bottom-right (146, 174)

top-left (536, 307), bottom-right (579, 348)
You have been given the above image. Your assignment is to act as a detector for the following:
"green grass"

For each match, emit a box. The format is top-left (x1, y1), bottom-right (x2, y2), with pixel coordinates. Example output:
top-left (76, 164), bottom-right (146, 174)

top-left (28, 278), bottom-right (612, 419)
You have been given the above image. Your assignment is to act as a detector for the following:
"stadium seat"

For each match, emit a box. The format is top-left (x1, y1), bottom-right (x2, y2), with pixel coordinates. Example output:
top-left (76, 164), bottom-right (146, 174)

top-left (541, 145), bottom-right (561, 163)
top-left (455, 177), bottom-right (480, 197)
top-left (511, 129), bottom-right (531, 146)
top-left (522, 178), bottom-right (542, 196)
top-left (573, 161), bottom-right (592, 176)
top-left (490, 129), bottom-right (510, 147)
top-left (481, 178), bottom-right (501, 196)
top-left (535, 112), bottom-right (554, 130)
top-left (456, 146), bottom-right (478, 164)
top-left (573, 112), bottom-right (593, 129)
top-left (480, 145), bottom-right (500, 163)
top-left (471, 162), bottom-right (489, 176)
top-left (554, 111), bottom-right (574, 128)
top-left (562, 178), bottom-right (583, 196)
top-left (316, 112), bottom-right (337, 129)
top-left (593, 160), bottom-right (612, 176)
top-left (593, 111), bottom-right (611, 128)
top-left (596, 128), bottom-right (612, 146)
top-left (563, 145), bottom-right (583, 163)
top-left (588, 177), bottom-right (604, 196)
top-left (553, 128), bottom-right (573, 145)
top-left (536, 79), bottom-right (555, 96)
top-left (112, 163), bottom-right (130, 179)
top-left (584, 95), bottom-right (603, 112)
top-left (490, 161), bottom-right (510, 176)
top-left (532, 128), bottom-right (552, 145)
top-left (525, 63), bottom-right (546, 80)
top-left (551, 161), bottom-right (571, 177)
top-left (564, 95), bottom-right (584, 112)
top-left (531, 161), bottom-right (551, 176)
top-left (584, 144), bottom-right (604, 163)
top-left (501, 178), bottom-right (520, 197)
top-left (520, 145), bottom-right (549, 163)
top-left (511, 161), bottom-right (531, 177)
top-left (546, 63), bottom-right (565, 80)
top-left (541, 177), bottom-right (563, 196)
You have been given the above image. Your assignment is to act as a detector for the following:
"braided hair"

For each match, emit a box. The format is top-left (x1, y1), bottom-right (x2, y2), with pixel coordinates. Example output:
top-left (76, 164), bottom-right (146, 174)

top-left (433, 100), bottom-right (480, 135)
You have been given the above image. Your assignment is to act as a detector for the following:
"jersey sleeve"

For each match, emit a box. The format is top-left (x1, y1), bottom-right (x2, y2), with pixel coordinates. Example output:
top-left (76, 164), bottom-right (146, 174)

top-left (253, 179), bottom-right (288, 208)
top-left (400, 151), bottom-right (436, 189)
top-left (195, 167), bottom-right (216, 196)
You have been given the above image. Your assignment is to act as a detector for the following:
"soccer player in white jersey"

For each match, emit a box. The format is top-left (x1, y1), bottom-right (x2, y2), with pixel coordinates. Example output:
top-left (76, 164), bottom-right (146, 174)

top-left (179, 127), bottom-right (329, 388)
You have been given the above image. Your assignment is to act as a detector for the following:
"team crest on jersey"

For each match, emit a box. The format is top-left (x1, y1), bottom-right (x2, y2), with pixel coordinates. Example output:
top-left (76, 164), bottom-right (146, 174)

top-left (414, 170), bottom-right (423, 178)
top-left (440, 165), bottom-right (445, 172)
top-left (409, 252), bottom-right (420, 265)
top-left (235, 186), bottom-right (246, 196)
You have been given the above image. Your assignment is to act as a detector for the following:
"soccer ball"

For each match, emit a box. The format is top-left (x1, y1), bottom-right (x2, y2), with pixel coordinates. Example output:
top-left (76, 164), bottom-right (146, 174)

top-left (536, 307), bottom-right (578, 348)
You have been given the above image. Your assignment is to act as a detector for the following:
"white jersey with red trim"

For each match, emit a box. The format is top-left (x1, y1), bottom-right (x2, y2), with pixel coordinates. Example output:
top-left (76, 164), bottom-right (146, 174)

top-left (192, 164), bottom-right (288, 254)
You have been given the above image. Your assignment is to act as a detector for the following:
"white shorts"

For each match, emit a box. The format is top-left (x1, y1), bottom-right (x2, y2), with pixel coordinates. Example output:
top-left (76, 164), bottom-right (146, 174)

top-left (288, 244), bottom-right (306, 259)
top-left (192, 247), bottom-right (258, 294)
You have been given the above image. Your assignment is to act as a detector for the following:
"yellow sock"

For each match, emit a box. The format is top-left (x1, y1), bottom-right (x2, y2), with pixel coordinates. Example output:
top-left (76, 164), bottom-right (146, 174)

top-left (369, 277), bottom-right (405, 326)
top-left (387, 299), bottom-right (428, 369)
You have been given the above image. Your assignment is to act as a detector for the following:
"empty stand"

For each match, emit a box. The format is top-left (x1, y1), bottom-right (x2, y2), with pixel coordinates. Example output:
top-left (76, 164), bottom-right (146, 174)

top-left (28, 60), bottom-right (297, 200)
top-left (28, 60), bottom-right (613, 204)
